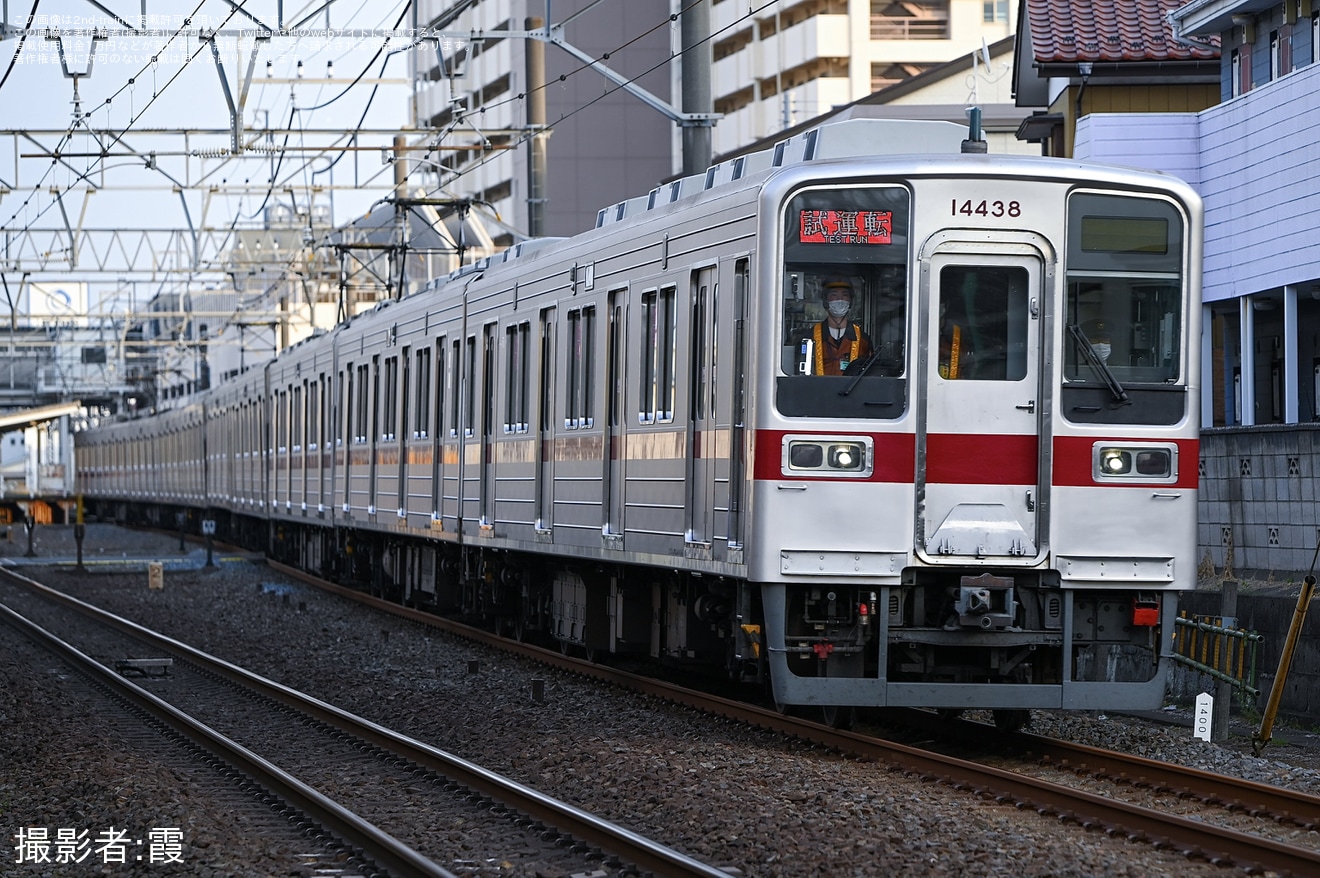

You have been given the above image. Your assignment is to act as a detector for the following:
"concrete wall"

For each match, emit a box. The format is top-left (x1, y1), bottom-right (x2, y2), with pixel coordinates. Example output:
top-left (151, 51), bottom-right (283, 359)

top-left (1198, 426), bottom-right (1320, 579)
top-left (1187, 425), bottom-right (1320, 729)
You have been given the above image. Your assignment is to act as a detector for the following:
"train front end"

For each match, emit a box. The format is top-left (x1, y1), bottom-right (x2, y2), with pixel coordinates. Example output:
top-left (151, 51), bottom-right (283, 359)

top-left (748, 156), bottom-right (1202, 719)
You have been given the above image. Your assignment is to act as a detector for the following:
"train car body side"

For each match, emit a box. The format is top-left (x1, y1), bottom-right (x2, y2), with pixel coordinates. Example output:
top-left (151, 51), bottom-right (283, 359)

top-left (74, 119), bottom-right (1202, 719)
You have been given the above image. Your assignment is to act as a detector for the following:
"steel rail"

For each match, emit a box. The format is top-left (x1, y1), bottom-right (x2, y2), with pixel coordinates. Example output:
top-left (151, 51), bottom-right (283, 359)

top-left (0, 598), bottom-right (455, 878)
top-left (0, 565), bottom-right (733, 878)
top-left (265, 561), bottom-right (1320, 878)
top-left (988, 720), bottom-right (1319, 830)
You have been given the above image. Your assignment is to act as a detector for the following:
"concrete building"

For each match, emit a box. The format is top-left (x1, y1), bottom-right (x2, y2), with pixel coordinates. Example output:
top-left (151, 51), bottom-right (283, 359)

top-left (732, 34), bottom-right (1041, 160)
top-left (412, 1), bottom-right (1022, 242)
top-left (413, 0), bottom-right (675, 244)
top-left (708, 0), bottom-right (1019, 155)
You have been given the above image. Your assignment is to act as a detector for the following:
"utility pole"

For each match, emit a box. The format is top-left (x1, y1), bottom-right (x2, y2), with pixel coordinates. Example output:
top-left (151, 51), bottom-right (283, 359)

top-left (680, 0), bottom-right (713, 177)
top-left (393, 134), bottom-right (409, 300)
top-left (526, 16), bottom-right (549, 239)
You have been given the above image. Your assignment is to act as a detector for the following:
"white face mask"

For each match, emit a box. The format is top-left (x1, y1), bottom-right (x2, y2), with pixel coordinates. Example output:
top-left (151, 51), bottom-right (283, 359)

top-left (1092, 343), bottom-right (1111, 364)
top-left (826, 300), bottom-right (851, 319)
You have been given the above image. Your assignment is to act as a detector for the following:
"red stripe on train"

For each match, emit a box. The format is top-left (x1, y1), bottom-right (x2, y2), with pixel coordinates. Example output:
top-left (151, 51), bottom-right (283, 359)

top-left (1052, 435), bottom-right (1199, 488)
top-left (752, 430), bottom-right (916, 483)
top-left (752, 431), bottom-right (1198, 488)
top-left (925, 433), bottom-right (1038, 485)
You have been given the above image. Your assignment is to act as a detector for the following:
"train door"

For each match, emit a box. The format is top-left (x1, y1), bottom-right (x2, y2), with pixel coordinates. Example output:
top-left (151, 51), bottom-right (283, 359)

top-left (604, 291), bottom-right (626, 539)
top-left (435, 335), bottom-right (451, 528)
top-left (686, 266), bottom-right (717, 551)
top-left (480, 324), bottom-right (496, 527)
top-left (459, 334), bottom-right (477, 531)
top-left (726, 259), bottom-right (750, 554)
top-left (918, 242), bottom-right (1047, 563)
top-left (296, 380), bottom-right (307, 512)
top-left (398, 347), bottom-right (410, 518)
top-left (368, 355), bottom-right (381, 518)
top-left (535, 308), bottom-right (555, 533)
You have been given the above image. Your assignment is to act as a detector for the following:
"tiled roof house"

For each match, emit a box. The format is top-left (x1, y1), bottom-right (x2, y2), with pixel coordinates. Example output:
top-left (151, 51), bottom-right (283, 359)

top-left (1012, 0), bottom-right (1220, 155)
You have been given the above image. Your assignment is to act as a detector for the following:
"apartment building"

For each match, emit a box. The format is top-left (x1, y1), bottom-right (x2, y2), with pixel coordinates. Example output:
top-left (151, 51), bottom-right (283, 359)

top-left (413, 1), bottom-right (1020, 240)
top-left (706, 1), bottom-right (1018, 156)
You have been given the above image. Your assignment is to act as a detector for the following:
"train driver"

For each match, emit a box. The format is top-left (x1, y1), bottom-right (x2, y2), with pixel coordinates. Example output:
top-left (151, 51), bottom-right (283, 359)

top-left (809, 277), bottom-right (873, 375)
top-left (938, 303), bottom-right (972, 379)
top-left (1082, 319), bottom-right (1112, 365)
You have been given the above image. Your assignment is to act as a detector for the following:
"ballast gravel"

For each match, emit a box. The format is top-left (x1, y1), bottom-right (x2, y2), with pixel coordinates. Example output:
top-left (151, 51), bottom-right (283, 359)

top-left (3, 523), bottom-right (1319, 877)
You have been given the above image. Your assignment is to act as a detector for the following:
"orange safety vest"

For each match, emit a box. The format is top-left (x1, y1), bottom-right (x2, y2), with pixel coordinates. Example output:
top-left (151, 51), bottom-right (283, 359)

top-left (939, 324), bottom-right (962, 379)
top-left (813, 322), bottom-right (863, 375)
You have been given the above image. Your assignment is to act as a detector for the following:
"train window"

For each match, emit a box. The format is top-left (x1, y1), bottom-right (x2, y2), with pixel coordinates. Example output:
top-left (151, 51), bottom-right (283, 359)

top-left (400, 349), bottom-right (411, 446)
top-left (414, 348), bottom-right (431, 439)
top-left (449, 339), bottom-right (461, 438)
top-left (354, 363), bottom-right (370, 443)
top-left (382, 356), bottom-right (399, 441)
top-left (433, 341), bottom-right (446, 439)
top-left (276, 390), bottom-right (287, 453)
top-left (308, 380), bottom-right (319, 451)
top-left (292, 384), bottom-right (303, 452)
top-left (464, 336), bottom-right (477, 438)
top-left (777, 185), bottom-right (909, 418)
top-left (565, 307), bottom-right (596, 429)
top-left (1064, 194), bottom-right (1184, 388)
top-left (505, 323), bottom-right (530, 433)
top-left (538, 310), bottom-right (555, 434)
top-left (937, 265), bottom-right (1029, 381)
top-left (639, 288), bottom-right (677, 424)
top-left (483, 326), bottom-right (497, 439)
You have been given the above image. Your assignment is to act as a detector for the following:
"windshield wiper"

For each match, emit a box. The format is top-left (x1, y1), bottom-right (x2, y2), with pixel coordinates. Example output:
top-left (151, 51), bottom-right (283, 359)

top-left (839, 351), bottom-right (881, 396)
top-left (1067, 323), bottom-right (1130, 406)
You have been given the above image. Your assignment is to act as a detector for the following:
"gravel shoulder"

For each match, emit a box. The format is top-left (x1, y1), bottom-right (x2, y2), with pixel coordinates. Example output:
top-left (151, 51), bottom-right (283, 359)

top-left (4, 523), bottom-right (1318, 877)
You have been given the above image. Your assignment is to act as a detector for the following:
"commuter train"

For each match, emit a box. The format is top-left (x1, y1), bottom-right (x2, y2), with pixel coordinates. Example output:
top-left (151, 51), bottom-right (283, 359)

top-left (77, 118), bottom-right (1203, 729)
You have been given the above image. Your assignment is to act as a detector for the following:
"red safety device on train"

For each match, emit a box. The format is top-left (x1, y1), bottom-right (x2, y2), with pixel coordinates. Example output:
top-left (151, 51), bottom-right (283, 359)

top-left (1132, 594), bottom-right (1160, 627)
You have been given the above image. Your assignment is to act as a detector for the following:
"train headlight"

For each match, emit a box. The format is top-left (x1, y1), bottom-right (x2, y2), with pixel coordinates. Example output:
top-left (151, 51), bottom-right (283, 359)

top-left (827, 443), bottom-right (864, 470)
top-left (1093, 443), bottom-right (1176, 483)
top-left (1099, 448), bottom-right (1132, 475)
top-left (783, 436), bottom-right (873, 478)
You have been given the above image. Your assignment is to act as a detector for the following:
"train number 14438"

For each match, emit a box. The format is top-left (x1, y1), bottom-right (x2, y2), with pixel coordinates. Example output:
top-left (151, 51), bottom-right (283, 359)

top-left (952, 198), bottom-right (1021, 218)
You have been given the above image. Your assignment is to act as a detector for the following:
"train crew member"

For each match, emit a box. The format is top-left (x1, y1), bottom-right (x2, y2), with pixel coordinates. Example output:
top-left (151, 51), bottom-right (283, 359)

top-left (938, 303), bottom-right (971, 379)
top-left (810, 278), bottom-right (873, 375)
top-left (1082, 319), bottom-right (1112, 365)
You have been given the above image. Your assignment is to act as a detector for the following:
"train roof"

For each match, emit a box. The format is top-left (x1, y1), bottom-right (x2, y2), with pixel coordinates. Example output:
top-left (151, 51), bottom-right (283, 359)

top-left (427, 116), bottom-right (1195, 294)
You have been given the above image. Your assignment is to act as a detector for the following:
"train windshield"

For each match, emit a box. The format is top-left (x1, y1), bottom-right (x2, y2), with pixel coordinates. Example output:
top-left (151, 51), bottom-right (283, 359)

top-left (776, 185), bottom-right (910, 419)
top-left (1063, 193), bottom-right (1184, 388)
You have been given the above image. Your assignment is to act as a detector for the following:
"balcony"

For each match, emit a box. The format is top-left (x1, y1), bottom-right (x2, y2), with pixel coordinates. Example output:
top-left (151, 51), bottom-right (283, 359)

top-left (871, 14), bottom-right (949, 40)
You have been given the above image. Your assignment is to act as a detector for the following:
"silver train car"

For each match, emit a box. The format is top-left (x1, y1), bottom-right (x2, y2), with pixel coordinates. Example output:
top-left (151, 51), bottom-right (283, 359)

top-left (77, 119), bottom-right (1202, 727)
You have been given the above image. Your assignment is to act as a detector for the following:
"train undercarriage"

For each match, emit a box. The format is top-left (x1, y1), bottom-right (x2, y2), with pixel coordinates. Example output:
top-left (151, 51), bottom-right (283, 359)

top-left (93, 503), bottom-right (1171, 732)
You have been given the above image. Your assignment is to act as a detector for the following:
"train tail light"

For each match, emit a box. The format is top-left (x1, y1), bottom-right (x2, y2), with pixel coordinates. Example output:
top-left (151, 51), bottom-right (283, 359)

top-left (1132, 593), bottom-right (1160, 626)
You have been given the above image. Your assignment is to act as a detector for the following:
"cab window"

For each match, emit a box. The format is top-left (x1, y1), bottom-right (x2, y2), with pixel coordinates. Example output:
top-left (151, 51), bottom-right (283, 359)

top-left (776, 185), bottom-right (910, 419)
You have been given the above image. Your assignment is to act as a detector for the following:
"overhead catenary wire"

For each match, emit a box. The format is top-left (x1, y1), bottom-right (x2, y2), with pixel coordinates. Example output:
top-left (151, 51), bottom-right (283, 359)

top-left (4, 0), bottom-right (787, 311)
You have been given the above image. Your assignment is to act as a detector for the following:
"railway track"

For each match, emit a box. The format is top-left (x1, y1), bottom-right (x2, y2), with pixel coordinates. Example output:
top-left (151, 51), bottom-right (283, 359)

top-left (0, 565), bottom-right (733, 878)
top-left (265, 560), bottom-right (1320, 878)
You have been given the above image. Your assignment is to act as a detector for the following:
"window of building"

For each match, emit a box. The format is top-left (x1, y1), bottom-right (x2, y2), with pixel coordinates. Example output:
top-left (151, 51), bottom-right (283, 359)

top-left (983, 0), bottom-right (1008, 23)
